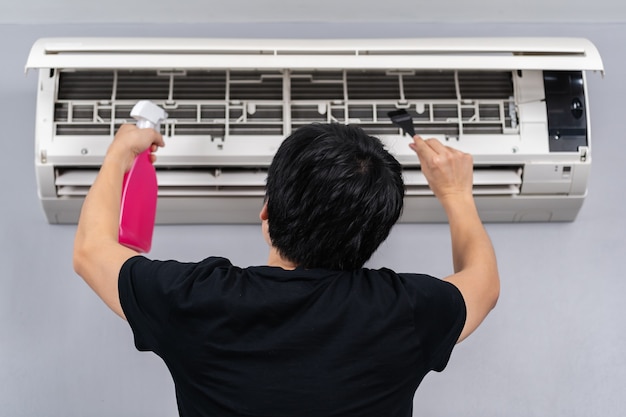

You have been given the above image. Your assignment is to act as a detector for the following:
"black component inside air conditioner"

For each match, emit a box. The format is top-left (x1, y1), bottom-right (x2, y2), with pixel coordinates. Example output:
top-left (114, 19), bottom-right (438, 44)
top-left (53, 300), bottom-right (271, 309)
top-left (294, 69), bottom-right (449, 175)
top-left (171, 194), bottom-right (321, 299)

top-left (544, 71), bottom-right (588, 152)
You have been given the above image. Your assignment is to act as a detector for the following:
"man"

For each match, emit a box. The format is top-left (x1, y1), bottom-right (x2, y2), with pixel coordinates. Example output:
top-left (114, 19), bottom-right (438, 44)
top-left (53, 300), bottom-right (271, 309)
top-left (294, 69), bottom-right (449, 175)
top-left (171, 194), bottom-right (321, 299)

top-left (74, 123), bottom-right (499, 417)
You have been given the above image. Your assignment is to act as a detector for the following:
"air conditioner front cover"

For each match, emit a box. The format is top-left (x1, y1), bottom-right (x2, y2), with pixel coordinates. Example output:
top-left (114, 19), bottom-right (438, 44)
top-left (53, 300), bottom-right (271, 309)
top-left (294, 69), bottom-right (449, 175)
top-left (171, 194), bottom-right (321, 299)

top-left (26, 37), bottom-right (604, 223)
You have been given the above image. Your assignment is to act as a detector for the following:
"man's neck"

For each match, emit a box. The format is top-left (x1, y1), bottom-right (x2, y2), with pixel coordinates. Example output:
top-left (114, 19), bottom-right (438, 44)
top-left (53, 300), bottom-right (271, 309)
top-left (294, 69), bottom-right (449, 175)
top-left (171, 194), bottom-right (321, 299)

top-left (267, 247), bottom-right (298, 270)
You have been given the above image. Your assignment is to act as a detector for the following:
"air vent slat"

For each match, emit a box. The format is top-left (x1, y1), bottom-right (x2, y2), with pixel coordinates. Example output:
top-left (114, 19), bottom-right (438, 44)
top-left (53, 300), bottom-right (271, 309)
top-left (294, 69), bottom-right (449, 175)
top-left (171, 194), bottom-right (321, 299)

top-left (403, 71), bottom-right (457, 100)
top-left (116, 71), bottom-right (170, 100)
top-left (57, 71), bottom-right (114, 100)
top-left (56, 166), bottom-right (522, 198)
top-left (229, 71), bottom-right (283, 100)
top-left (55, 124), bottom-right (110, 135)
top-left (172, 125), bottom-right (225, 136)
top-left (291, 71), bottom-right (344, 100)
top-left (347, 71), bottom-right (400, 99)
top-left (458, 71), bottom-right (514, 99)
top-left (166, 106), bottom-right (199, 121)
top-left (172, 71), bottom-right (227, 100)
top-left (404, 167), bottom-right (521, 195)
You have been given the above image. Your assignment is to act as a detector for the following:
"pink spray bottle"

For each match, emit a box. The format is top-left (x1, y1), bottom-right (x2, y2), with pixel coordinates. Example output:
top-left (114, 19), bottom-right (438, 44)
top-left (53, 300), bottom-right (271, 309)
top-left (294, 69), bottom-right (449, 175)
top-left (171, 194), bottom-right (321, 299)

top-left (118, 100), bottom-right (168, 253)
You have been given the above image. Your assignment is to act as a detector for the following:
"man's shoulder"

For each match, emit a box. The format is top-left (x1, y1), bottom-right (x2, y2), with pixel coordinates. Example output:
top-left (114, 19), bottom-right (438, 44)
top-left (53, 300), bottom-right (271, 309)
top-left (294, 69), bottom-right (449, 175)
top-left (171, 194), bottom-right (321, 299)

top-left (120, 256), bottom-right (238, 291)
top-left (364, 267), bottom-right (442, 286)
top-left (377, 268), bottom-right (464, 305)
top-left (124, 255), bottom-right (235, 270)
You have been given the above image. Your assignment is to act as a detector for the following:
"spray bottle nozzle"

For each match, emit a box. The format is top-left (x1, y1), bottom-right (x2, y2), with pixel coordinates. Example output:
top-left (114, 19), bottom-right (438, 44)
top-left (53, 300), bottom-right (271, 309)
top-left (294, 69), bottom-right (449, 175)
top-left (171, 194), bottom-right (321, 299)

top-left (131, 100), bottom-right (168, 131)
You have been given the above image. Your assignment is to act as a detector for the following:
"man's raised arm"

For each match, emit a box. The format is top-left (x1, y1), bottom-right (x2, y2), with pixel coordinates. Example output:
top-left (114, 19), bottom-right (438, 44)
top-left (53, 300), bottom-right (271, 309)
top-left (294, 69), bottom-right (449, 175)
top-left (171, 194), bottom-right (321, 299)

top-left (73, 125), bottom-right (164, 319)
top-left (409, 135), bottom-right (500, 343)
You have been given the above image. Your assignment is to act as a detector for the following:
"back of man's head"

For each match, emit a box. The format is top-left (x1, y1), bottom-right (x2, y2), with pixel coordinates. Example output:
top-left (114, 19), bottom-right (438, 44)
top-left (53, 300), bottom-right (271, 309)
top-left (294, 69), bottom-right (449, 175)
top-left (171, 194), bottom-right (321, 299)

top-left (265, 123), bottom-right (404, 270)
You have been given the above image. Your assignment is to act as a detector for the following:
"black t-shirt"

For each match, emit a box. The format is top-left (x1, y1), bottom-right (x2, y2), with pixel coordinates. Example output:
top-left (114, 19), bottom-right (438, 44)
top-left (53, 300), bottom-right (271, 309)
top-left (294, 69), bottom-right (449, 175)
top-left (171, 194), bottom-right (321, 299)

top-left (119, 256), bottom-right (466, 417)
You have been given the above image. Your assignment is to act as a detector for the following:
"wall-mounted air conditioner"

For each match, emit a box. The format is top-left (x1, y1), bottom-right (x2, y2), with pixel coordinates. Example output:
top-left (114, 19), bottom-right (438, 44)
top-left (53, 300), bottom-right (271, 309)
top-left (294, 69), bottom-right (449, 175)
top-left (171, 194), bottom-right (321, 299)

top-left (26, 37), bottom-right (604, 223)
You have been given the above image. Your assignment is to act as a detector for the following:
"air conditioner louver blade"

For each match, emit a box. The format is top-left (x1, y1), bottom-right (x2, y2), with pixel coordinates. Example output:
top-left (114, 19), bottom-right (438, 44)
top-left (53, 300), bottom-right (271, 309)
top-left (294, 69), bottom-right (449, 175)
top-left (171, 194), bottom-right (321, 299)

top-left (55, 169), bottom-right (268, 197)
top-left (56, 167), bottom-right (522, 198)
top-left (26, 38), bottom-right (604, 72)
top-left (403, 167), bottom-right (522, 196)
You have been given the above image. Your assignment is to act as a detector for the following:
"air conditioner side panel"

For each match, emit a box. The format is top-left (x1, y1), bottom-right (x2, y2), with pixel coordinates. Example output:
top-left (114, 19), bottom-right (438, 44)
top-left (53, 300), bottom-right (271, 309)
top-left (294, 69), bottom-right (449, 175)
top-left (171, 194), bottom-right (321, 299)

top-left (35, 70), bottom-right (58, 204)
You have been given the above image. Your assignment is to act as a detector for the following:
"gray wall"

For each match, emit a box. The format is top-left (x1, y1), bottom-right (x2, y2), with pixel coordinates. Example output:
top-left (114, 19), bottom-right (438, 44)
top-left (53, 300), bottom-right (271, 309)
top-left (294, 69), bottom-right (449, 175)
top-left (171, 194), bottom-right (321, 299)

top-left (1, 21), bottom-right (625, 416)
top-left (3, 0), bottom-right (626, 23)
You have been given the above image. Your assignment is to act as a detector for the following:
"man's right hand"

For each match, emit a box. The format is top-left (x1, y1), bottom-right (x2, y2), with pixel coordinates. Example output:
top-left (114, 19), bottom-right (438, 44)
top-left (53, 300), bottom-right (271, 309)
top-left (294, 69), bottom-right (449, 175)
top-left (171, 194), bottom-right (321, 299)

top-left (408, 135), bottom-right (474, 205)
top-left (105, 124), bottom-right (165, 174)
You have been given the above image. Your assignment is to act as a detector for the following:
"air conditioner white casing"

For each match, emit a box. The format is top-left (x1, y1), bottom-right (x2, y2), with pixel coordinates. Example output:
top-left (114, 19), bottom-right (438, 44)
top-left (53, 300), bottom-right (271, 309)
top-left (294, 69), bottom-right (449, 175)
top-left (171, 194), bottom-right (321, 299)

top-left (26, 37), bottom-right (604, 223)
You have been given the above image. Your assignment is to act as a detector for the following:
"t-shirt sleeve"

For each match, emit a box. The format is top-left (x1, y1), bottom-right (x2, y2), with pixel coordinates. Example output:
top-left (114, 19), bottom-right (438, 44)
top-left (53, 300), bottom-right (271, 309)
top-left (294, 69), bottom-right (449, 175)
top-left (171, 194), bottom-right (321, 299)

top-left (118, 255), bottom-right (232, 353)
top-left (399, 273), bottom-right (467, 372)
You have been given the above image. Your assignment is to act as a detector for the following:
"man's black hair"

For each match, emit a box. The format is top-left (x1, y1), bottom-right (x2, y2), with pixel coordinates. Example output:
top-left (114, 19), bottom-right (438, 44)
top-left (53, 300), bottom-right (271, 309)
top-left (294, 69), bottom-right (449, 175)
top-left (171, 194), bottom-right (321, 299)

top-left (265, 123), bottom-right (405, 270)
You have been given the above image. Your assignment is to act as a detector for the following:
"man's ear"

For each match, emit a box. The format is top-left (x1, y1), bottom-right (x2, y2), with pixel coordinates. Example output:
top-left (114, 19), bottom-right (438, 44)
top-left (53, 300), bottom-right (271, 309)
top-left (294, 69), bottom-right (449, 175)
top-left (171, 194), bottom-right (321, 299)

top-left (259, 201), bottom-right (269, 221)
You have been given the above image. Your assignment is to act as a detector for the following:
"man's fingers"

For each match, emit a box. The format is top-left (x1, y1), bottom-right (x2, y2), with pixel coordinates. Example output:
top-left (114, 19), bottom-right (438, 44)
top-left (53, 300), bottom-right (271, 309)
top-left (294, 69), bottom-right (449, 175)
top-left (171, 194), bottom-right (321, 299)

top-left (147, 129), bottom-right (165, 148)
top-left (424, 138), bottom-right (449, 154)
top-left (409, 135), bottom-right (448, 161)
top-left (410, 135), bottom-right (464, 157)
top-left (409, 135), bottom-right (430, 155)
top-left (135, 125), bottom-right (165, 149)
top-left (117, 123), bottom-right (135, 133)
